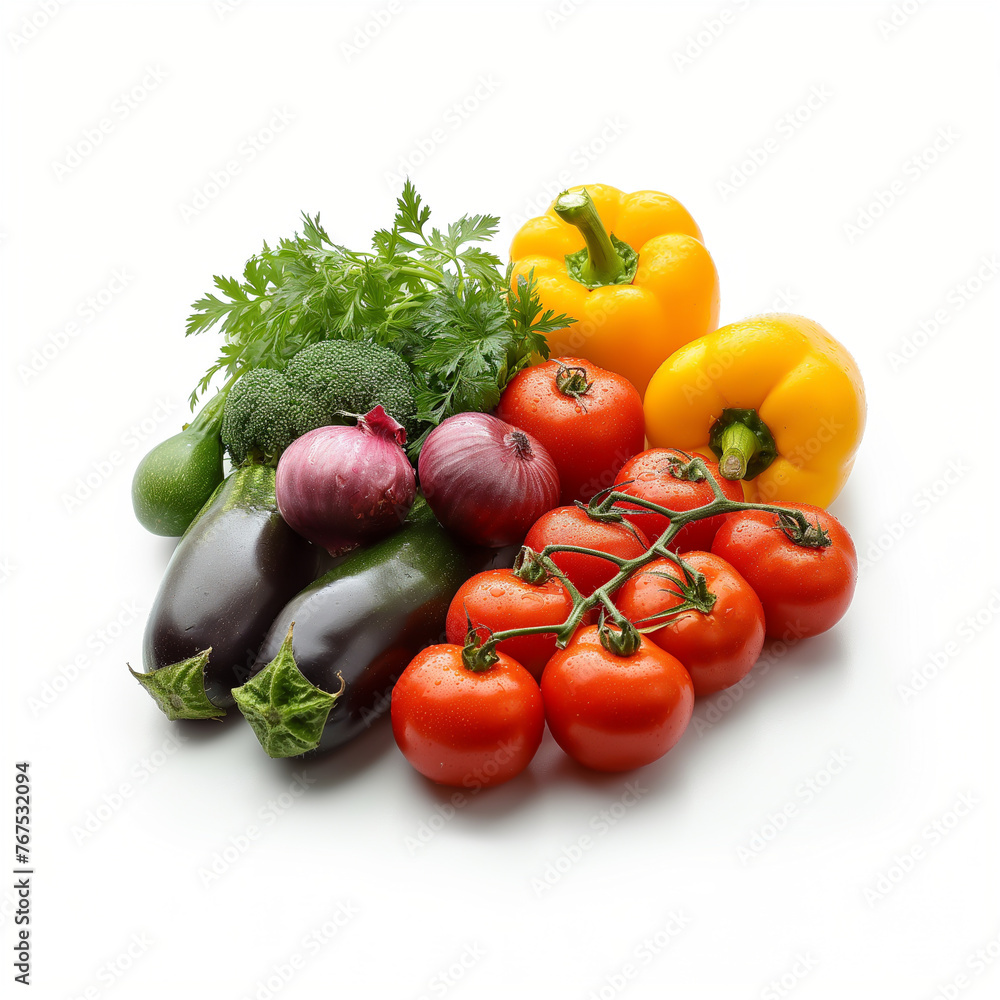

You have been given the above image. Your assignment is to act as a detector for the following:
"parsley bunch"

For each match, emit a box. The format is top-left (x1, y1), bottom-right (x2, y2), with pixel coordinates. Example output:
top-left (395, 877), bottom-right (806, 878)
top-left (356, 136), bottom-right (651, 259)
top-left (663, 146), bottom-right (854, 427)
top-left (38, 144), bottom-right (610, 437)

top-left (185, 181), bottom-right (574, 451)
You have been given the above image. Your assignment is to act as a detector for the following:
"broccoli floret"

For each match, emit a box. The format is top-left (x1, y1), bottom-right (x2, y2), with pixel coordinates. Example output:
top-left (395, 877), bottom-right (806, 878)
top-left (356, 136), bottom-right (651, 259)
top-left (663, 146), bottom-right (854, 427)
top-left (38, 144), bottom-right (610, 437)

top-left (221, 368), bottom-right (298, 465)
top-left (284, 340), bottom-right (419, 440)
top-left (220, 341), bottom-right (420, 466)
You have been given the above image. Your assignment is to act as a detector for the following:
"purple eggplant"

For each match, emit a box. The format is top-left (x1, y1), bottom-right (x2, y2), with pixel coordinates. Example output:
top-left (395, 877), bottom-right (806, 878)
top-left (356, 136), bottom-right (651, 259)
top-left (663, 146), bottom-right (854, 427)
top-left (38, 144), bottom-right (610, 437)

top-left (231, 503), bottom-right (516, 757)
top-left (130, 463), bottom-right (321, 719)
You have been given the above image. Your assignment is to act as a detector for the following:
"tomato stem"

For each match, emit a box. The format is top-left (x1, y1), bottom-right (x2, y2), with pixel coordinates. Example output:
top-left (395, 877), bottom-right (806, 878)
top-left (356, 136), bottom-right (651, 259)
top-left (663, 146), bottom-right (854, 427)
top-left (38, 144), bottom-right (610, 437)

top-left (536, 542), bottom-right (630, 567)
top-left (776, 509), bottom-right (831, 549)
top-left (554, 363), bottom-right (592, 404)
top-left (598, 615), bottom-right (642, 657)
top-left (470, 457), bottom-right (819, 657)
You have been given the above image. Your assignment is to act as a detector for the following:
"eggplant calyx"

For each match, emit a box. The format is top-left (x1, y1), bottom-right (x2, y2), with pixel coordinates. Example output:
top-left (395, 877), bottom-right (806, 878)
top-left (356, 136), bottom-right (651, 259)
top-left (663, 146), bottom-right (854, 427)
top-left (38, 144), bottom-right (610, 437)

top-left (129, 650), bottom-right (225, 721)
top-left (231, 624), bottom-right (341, 758)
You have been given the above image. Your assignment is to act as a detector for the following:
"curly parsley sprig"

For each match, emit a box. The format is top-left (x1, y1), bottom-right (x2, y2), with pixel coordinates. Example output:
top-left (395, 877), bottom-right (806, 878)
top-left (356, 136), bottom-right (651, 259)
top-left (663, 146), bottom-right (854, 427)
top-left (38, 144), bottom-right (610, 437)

top-left (184, 181), bottom-right (574, 453)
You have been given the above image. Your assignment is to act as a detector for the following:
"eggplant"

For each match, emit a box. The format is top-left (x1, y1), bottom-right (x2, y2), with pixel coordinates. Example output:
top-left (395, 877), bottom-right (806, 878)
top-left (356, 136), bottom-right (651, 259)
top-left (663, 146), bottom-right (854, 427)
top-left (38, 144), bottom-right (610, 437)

top-left (232, 502), bottom-right (513, 757)
top-left (131, 463), bottom-right (321, 719)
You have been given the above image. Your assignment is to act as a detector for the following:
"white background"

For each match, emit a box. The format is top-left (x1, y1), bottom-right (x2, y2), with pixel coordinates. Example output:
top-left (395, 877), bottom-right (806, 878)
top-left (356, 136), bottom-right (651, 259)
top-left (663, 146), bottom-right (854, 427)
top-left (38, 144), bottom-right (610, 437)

top-left (4, 0), bottom-right (1000, 996)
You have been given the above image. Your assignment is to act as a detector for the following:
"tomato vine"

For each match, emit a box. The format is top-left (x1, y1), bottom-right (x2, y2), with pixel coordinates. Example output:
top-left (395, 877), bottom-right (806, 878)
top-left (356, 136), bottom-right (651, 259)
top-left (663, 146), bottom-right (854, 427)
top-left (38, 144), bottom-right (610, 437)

top-left (461, 453), bottom-right (829, 669)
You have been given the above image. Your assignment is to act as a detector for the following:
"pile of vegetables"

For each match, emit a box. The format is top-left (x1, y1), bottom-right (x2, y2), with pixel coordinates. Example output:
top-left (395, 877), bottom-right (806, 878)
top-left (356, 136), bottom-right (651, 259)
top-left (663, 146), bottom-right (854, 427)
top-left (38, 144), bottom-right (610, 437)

top-left (130, 181), bottom-right (866, 791)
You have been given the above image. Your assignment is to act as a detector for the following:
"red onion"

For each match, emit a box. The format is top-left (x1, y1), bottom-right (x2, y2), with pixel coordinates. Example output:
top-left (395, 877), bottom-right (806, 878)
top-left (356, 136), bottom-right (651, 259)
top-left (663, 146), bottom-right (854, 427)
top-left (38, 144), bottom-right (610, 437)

top-left (418, 412), bottom-right (560, 547)
top-left (276, 406), bottom-right (416, 555)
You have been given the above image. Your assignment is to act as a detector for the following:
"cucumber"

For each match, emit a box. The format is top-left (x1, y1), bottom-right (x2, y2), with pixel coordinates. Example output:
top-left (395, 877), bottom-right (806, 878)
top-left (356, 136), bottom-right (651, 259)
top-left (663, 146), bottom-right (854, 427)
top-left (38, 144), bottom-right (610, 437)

top-left (131, 392), bottom-right (226, 536)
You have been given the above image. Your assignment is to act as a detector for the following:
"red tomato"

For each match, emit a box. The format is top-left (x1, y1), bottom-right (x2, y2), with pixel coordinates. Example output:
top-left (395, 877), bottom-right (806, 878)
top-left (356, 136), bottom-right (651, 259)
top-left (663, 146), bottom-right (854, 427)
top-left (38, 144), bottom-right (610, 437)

top-left (541, 625), bottom-right (693, 772)
top-left (524, 506), bottom-right (649, 597)
top-left (391, 644), bottom-right (544, 788)
top-left (614, 551), bottom-right (765, 696)
top-left (711, 504), bottom-right (857, 639)
top-left (496, 357), bottom-right (645, 506)
top-left (445, 569), bottom-right (575, 681)
top-left (613, 448), bottom-right (743, 552)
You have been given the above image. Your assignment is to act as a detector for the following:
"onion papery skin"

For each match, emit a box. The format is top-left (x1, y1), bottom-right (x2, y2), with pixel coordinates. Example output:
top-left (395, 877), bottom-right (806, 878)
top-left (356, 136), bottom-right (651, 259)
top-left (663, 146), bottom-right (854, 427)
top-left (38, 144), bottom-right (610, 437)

top-left (417, 412), bottom-right (560, 547)
top-left (276, 406), bottom-right (416, 556)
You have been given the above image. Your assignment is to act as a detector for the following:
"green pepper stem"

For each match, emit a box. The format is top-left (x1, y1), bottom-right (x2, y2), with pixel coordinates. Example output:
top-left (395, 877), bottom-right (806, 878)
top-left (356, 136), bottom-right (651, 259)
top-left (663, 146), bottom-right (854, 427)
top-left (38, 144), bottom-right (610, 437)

top-left (718, 421), bottom-right (759, 480)
top-left (553, 189), bottom-right (626, 286)
top-left (709, 408), bottom-right (778, 481)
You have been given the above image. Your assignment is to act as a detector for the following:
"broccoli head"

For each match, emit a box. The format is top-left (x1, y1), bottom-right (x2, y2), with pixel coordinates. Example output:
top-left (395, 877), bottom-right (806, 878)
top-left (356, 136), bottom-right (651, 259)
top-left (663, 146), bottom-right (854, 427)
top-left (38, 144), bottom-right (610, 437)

top-left (220, 340), bottom-right (421, 466)
top-left (221, 368), bottom-right (298, 466)
top-left (284, 339), bottom-right (419, 440)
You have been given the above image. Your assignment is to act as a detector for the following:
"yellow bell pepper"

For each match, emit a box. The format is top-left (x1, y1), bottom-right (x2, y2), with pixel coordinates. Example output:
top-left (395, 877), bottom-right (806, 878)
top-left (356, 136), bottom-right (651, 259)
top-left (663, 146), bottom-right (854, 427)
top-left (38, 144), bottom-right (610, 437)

top-left (509, 184), bottom-right (719, 396)
top-left (643, 314), bottom-right (866, 508)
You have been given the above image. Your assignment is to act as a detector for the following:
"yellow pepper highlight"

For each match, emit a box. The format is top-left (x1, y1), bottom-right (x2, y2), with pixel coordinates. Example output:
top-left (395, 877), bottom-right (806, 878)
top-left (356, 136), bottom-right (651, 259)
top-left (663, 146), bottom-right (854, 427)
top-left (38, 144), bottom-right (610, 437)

top-left (643, 314), bottom-right (866, 508)
top-left (510, 184), bottom-right (719, 396)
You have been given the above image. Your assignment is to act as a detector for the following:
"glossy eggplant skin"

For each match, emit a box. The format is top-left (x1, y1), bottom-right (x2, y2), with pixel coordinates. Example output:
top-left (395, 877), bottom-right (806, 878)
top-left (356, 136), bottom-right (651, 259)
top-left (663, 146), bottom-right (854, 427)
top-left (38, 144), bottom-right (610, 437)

top-left (250, 505), bottom-right (515, 754)
top-left (142, 464), bottom-right (320, 707)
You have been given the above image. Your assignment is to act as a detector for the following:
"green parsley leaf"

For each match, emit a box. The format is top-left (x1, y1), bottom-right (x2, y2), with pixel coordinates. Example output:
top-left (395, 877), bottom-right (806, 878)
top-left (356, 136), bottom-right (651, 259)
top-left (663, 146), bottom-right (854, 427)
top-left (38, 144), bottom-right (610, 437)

top-left (184, 183), bottom-right (575, 450)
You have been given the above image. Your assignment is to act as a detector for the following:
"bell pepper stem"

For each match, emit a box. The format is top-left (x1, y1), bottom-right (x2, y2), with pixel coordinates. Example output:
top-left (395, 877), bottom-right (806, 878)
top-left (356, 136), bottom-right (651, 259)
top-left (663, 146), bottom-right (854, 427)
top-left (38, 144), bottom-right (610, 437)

top-left (718, 421), bottom-right (760, 480)
top-left (710, 408), bottom-right (778, 480)
top-left (554, 189), bottom-right (626, 286)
